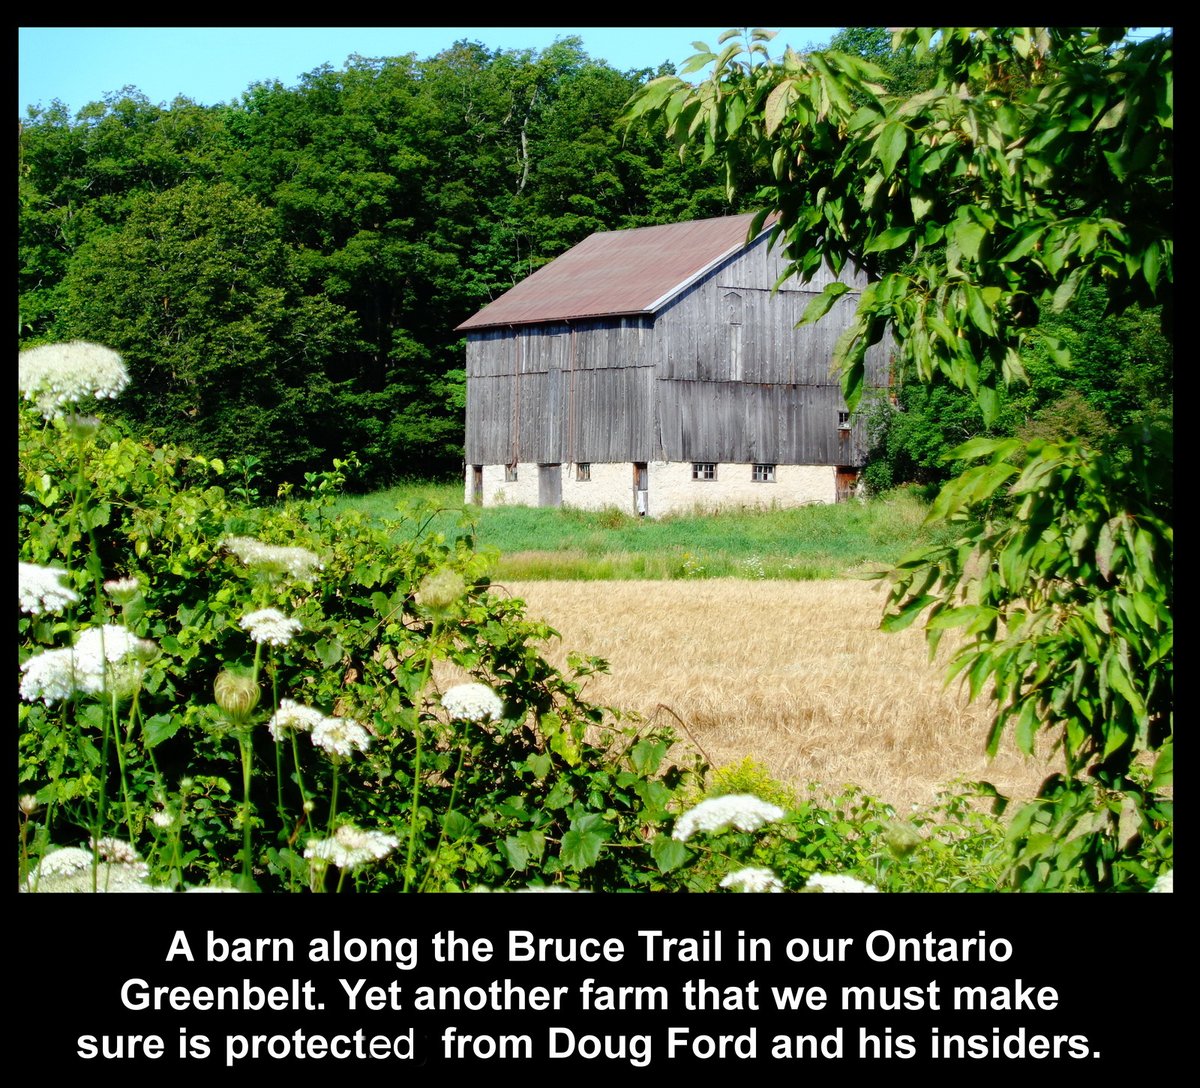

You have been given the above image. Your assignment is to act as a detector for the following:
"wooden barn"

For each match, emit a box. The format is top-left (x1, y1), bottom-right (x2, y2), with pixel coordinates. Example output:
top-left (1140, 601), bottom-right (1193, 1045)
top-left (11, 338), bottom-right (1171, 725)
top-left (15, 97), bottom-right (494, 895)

top-left (457, 212), bottom-right (890, 516)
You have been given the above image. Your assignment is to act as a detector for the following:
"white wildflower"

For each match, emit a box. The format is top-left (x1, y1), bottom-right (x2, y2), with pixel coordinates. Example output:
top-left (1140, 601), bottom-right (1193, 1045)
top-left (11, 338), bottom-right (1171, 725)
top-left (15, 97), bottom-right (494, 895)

top-left (90, 836), bottom-right (143, 868)
top-left (805, 873), bottom-right (878, 894)
top-left (720, 867), bottom-right (785, 893)
top-left (19, 341), bottom-right (129, 418)
top-left (239, 608), bottom-right (302, 647)
top-left (1151, 869), bottom-right (1173, 893)
top-left (311, 716), bottom-right (371, 758)
top-left (304, 824), bottom-right (399, 871)
top-left (268, 698), bottom-right (328, 742)
top-left (441, 682), bottom-right (504, 723)
top-left (103, 576), bottom-right (140, 603)
top-left (19, 562), bottom-right (79, 615)
top-left (20, 646), bottom-right (89, 704)
top-left (224, 536), bottom-right (322, 579)
top-left (151, 810), bottom-right (175, 830)
top-left (74, 624), bottom-right (155, 666)
top-left (672, 794), bottom-right (786, 842)
top-left (20, 625), bottom-right (155, 705)
top-left (30, 846), bottom-right (93, 879)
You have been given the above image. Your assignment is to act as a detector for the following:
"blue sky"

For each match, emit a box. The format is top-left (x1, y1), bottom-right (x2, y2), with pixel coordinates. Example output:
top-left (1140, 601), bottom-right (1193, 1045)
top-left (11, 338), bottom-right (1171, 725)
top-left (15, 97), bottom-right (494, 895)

top-left (18, 27), bottom-right (839, 117)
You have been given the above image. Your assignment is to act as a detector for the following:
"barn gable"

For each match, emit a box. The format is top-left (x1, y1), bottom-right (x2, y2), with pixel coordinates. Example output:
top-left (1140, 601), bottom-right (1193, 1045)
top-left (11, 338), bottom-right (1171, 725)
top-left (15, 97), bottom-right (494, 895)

top-left (458, 213), bottom-right (890, 515)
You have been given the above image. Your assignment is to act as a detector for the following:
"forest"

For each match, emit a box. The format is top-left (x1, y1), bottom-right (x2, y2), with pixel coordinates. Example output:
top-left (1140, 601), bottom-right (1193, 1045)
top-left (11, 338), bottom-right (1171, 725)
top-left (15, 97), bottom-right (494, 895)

top-left (19, 29), bottom-right (1170, 492)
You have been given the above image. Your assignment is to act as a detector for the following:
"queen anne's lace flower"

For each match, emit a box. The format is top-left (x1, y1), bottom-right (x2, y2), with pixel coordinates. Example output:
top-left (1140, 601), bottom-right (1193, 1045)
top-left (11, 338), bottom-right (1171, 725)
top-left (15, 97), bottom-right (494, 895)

top-left (19, 647), bottom-right (87, 704)
top-left (805, 873), bottom-right (878, 894)
top-left (20, 625), bottom-right (156, 705)
top-left (74, 624), bottom-right (155, 665)
top-left (19, 562), bottom-right (79, 615)
top-left (103, 576), bottom-right (140, 603)
top-left (30, 847), bottom-right (93, 879)
top-left (672, 794), bottom-right (786, 842)
top-left (1151, 869), bottom-right (1173, 893)
top-left (720, 867), bottom-right (785, 893)
top-left (90, 836), bottom-right (143, 867)
top-left (441, 683), bottom-right (504, 723)
top-left (224, 537), bottom-right (322, 579)
top-left (239, 608), bottom-right (302, 647)
top-left (304, 824), bottom-right (400, 871)
top-left (311, 716), bottom-right (371, 757)
top-left (19, 341), bottom-right (129, 418)
top-left (268, 698), bottom-right (328, 742)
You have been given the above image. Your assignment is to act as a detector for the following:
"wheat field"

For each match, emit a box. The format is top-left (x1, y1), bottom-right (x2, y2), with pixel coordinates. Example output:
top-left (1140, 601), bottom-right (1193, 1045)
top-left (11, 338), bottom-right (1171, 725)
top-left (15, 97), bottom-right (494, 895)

top-left (495, 578), bottom-right (1061, 813)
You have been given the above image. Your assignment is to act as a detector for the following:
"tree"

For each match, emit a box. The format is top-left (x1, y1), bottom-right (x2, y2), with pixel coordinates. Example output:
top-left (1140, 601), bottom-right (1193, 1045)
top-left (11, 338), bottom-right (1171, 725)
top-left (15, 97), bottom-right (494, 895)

top-left (61, 181), bottom-right (353, 482)
top-left (626, 27), bottom-right (1172, 889)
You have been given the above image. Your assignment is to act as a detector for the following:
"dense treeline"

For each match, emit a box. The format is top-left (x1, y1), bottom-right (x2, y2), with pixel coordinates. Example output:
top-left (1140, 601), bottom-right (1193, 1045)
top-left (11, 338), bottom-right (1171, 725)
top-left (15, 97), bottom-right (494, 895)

top-left (19, 30), bottom-right (1170, 491)
top-left (19, 38), bottom-right (735, 487)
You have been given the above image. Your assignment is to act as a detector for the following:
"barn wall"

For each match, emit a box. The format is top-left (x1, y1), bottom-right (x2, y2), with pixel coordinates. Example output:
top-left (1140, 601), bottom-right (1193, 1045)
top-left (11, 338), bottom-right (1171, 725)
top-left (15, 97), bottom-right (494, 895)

top-left (561, 461), bottom-right (640, 513)
top-left (649, 462), bottom-right (836, 516)
top-left (464, 463), bottom-right (541, 507)
top-left (466, 459), bottom-right (840, 514)
top-left (465, 319), bottom-right (655, 465)
top-left (651, 234), bottom-right (887, 465)
top-left (463, 231), bottom-right (891, 475)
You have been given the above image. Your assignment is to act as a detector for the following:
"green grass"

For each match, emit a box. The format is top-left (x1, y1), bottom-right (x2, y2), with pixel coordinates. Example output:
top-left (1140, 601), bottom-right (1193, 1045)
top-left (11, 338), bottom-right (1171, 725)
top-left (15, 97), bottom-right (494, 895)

top-left (332, 480), bottom-right (944, 580)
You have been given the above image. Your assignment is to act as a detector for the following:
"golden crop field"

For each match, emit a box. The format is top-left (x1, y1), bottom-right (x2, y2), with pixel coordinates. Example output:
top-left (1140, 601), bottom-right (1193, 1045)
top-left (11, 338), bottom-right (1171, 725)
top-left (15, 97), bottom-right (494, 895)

top-left (498, 578), bottom-right (1061, 813)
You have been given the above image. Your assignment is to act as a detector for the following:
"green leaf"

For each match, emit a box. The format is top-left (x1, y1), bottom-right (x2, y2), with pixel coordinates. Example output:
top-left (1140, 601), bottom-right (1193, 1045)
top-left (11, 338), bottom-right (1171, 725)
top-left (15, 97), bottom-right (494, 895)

top-left (1151, 740), bottom-right (1173, 789)
top-left (630, 738), bottom-right (668, 776)
top-left (998, 224), bottom-right (1046, 263)
top-left (1052, 265), bottom-right (1085, 312)
top-left (764, 79), bottom-right (798, 136)
top-left (560, 828), bottom-right (606, 872)
top-left (500, 835), bottom-right (530, 871)
top-left (143, 713), bottom-right (182, 749)
top-left (881, 593), bottom-right (934, 632)
top-left (650, 834), bottom-right (690, 873)
top-left (954, 218), bottom-right (988, 262)
top-left (799, 282), bottom-right (851, 325)
top-left (873, 122), bottom-right (908, 175)
top-left (863, 226), bottom-right (914, 254)
top-left (910, 192), bottom-right (935, 220)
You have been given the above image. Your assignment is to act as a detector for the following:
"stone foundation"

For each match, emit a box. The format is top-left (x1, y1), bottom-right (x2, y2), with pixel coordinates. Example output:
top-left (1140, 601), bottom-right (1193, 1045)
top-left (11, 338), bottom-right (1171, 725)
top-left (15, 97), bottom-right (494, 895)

top-left (466, 461), bottom-right (844, 515)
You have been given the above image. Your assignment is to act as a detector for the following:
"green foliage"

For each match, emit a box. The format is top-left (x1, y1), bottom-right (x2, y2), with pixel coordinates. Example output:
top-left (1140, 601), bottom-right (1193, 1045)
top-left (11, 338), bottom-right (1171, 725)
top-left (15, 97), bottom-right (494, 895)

top-left (20, 39), bottom-right (731, 488)
top-left (19, 392), bottom-right (704, 892)
top-left (665, 779), bottom-right (1009, 893)
top-left (885, 431), bottom-right (1172, 889)
top-left (627, 27), bottom-right (1173, 889)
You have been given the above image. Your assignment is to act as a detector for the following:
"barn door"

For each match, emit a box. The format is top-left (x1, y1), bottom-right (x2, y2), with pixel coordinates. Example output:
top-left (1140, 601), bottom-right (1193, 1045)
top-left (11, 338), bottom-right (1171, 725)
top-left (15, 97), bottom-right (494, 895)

top-left (471, 465), bottom-right (483, 505)
top-left (835, 466), bottom-right (858, 503)
top-left (538, 464), bottom-right (562, 508)
top-left (633, 462), bottom-right (648, 516)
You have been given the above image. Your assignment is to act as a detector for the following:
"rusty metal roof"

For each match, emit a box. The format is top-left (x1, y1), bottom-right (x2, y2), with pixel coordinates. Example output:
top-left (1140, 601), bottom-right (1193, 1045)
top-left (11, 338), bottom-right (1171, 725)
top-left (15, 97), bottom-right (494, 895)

top-left (456, 213), bottom-right (766, 331)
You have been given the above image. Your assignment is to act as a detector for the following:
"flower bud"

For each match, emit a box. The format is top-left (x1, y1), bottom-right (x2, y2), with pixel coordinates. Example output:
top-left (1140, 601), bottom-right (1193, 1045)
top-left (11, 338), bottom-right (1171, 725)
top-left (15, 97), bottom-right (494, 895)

top-left (415, 569), bottom-right (467, 612)
top-left (214, 668), bottom-right (261, 721)
top-left (882, 820), bottom-right (923, 858)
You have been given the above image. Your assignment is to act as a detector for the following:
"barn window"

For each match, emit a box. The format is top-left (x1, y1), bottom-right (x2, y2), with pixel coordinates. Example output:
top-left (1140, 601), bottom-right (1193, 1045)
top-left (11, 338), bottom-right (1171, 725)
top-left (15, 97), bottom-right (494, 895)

top-left (692, 462), bottom-right (716, 481)
top-left (576, 463), bottom-right (591, 481)
top-left (505, 464), bottom-right (519, 482)
top-left (837, 410), bottom-right (852, 431)
top-left (752, 463), bottom-right (776, 482)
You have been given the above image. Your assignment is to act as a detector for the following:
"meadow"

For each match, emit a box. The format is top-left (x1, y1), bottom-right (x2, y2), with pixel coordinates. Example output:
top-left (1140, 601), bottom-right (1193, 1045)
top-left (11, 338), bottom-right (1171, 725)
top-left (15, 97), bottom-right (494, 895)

top-left (485, 579), bottom-right (1058, 814)
top-left (336, 480), bottom-right (947, 581)
top-left (344, 484), bottom-right (1058, 811)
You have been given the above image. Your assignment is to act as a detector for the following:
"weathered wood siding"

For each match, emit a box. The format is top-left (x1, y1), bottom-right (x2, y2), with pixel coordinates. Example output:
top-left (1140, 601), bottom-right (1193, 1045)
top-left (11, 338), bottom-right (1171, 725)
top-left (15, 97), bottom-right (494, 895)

top-left (464, 232), bottom-right (888, 467)
top-left (465, 319), bottom-right (655, 463)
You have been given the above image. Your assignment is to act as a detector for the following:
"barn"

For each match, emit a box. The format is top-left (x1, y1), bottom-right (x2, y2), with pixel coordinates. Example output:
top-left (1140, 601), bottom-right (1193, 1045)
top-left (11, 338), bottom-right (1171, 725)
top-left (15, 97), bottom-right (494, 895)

top-left (457, 212), bottom-right (890, 516)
